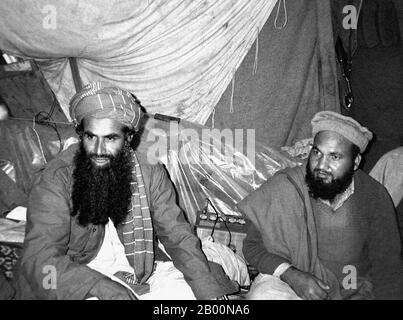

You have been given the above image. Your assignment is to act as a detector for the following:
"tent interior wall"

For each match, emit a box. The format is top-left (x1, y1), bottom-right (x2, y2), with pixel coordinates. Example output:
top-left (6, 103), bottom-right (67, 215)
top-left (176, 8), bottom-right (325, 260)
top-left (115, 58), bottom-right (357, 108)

top-left (0, 0), bottom-right (401, 174)
top-left (0, 0), bottom-right (402, 299)
top-left (209, 0), bottom-right (403, 172)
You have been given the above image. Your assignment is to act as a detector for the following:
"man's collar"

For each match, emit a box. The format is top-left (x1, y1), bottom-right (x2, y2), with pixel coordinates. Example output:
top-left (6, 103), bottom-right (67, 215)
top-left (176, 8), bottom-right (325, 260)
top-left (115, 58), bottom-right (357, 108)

top-left (319, 178), bottom-right (355, 211)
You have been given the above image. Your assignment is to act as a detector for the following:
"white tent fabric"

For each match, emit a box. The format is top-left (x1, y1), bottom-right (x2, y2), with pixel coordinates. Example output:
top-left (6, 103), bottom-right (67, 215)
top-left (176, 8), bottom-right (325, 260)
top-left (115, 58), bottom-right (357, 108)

top-left (0, 0), bottom-right (278, 123)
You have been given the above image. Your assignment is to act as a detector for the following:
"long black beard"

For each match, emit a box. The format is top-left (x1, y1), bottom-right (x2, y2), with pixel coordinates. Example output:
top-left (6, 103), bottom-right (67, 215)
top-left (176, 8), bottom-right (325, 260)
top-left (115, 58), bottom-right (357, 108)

top-left (71, 143), bottom-right (133, 227)
top-left (305, 161), bottom-right (355, 202)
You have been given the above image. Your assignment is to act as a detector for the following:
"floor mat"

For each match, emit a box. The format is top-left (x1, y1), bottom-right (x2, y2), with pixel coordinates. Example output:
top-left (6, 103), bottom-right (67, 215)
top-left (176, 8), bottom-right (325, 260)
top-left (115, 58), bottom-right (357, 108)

top-left (0, 244), bottom-right (20, 280)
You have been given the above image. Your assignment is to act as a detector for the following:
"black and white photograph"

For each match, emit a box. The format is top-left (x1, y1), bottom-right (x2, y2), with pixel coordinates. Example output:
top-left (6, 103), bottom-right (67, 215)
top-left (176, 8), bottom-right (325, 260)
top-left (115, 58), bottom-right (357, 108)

top-left (0, 0), bottom-right (402, 312)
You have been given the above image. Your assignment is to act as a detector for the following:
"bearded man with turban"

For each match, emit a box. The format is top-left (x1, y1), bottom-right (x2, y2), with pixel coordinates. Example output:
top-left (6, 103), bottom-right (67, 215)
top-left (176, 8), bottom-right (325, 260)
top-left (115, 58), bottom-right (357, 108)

top-left (14, 82), bottom-right (233, 300)
top-left (238, 111), bottom-right (403, 300)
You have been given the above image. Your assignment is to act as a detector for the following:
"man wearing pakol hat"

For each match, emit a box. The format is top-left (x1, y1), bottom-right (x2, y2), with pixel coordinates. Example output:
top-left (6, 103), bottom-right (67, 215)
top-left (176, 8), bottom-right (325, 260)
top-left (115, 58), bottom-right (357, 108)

top-left (14, 82), bottom-right (234, 300)
top-left (238, 111), bottom-right (403, 300)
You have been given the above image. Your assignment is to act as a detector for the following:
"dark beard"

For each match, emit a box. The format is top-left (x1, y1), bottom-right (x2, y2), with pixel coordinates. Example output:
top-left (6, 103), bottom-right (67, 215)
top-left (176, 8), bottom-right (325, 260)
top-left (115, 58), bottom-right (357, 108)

top-left (71, 143), bottom-right (133, 227)
top-left (305, 162), bottom-right (355, 202)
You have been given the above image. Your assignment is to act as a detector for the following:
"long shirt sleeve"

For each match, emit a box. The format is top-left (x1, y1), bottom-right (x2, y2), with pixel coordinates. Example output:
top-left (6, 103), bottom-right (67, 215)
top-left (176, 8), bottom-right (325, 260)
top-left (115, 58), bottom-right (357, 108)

top-left (242, 217), bottom-right (291, 274)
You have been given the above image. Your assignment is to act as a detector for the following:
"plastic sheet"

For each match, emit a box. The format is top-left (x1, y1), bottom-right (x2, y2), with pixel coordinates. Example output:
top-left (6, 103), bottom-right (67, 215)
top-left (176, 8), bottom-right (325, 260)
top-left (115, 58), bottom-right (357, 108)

top-left (0, 119), bottom-right (76, 195)
top-left (0, 122), bottom-right (45, 195)
top-left (137, 115), bottom-right (302, 224)
top-left (0, 218), bottom-right (25, 244)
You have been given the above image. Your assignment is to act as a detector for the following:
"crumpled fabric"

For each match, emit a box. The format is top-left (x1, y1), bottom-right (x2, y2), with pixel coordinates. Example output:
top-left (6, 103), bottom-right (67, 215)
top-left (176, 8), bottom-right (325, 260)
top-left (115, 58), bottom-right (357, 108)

top-left (201, 236), bottom-right (250, 287)
top-left (0, 0), bottom-right (278, 124)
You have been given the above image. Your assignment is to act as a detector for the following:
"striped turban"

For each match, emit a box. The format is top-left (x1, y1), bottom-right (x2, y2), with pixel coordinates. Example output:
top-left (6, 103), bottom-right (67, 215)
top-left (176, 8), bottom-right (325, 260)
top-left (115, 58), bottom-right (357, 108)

top-left (69, 82), bottom-right (143, 131)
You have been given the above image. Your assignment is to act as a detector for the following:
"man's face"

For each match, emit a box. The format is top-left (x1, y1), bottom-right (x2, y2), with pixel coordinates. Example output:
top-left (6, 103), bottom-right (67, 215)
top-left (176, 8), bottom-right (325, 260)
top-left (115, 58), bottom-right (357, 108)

top-left (82, 117), bottom-right (128, 168)
top-left (306, 130), bottom-right (360, 200)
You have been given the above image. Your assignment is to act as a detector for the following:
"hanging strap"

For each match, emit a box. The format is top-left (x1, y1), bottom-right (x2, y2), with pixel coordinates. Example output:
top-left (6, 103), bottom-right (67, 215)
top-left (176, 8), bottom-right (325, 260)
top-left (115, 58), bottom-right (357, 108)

top-left (69, 57), bottom-right (83, 93)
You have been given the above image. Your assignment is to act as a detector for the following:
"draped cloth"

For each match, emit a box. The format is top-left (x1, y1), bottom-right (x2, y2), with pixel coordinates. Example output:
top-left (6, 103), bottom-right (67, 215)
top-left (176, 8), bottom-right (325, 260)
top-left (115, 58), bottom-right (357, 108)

top-left (120, 151), bottom-right (154, 285)
top-left (0, 0), bottom-right (278, 124)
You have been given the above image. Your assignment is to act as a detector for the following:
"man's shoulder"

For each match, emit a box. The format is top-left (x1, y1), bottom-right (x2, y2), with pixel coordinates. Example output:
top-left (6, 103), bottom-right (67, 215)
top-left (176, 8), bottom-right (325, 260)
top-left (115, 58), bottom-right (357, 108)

top-left (237, 165), bottom-right (307, 223)
top-left (239, 165), bottom-right (306, 207)
top-left (135, 151), bottom-right (165, 173)
top-left (377, 146), bottom-right (403, 163)
top-left (133, 152), bottom-right (170, 188)
top-left (355, 169), bottom-right (390, 197)
top-left (263, 165), bottom-right (306, 190)
top-left (356, 169), bottom-right (384, 188)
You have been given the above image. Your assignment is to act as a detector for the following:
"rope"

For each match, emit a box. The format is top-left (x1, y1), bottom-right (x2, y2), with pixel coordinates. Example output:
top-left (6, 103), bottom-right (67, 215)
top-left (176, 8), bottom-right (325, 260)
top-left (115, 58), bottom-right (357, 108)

top-left (229, 73), bottom-right (235, 113)
top-left (253, 28), bottom-right (259, 75)
top-left (274, 0), bottom-right (288, 30)
top-left (32, 117), bottom-right (47, 164)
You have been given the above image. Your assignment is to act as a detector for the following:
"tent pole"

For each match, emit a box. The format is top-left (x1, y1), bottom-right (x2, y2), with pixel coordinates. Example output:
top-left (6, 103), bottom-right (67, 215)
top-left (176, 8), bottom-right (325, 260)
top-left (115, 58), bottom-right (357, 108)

top-left (68, 58), bottom-right (82, 92)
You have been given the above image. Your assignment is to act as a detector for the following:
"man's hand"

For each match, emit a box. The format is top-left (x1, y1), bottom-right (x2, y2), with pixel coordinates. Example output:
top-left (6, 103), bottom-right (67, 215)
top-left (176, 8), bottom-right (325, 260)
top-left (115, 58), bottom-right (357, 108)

top-left (280, 266), bottom-right (330, 300)
top-left (88, 278), bottom-right (138, 300)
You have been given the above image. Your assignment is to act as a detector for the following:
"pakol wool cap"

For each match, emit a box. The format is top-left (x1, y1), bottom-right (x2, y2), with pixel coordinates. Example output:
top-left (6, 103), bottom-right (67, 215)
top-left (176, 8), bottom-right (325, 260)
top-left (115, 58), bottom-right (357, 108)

top-left (311, 111), bottom-right (373, 153)
top-left (69, 82), bottom-right (143, 131)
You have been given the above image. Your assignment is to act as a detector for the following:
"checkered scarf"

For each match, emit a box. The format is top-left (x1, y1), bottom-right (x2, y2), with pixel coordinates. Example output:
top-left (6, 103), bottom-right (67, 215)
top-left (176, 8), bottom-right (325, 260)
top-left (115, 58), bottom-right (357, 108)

top-left (121, 151), bottom-right (154, 284)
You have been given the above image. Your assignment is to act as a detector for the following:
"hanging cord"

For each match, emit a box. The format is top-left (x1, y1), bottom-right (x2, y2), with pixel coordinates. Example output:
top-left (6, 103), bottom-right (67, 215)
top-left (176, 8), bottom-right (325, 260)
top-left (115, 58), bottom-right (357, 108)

top-left (274, 0), bottom-right (288, 30)
top-left (206, 198), bottom-right (232, 248)
top-left (34, 90), bottom-right (64, 153)
top-left (69, 57), bottom-right (83, 92)
top-left (229, 72), bottom-right (235, 113)
top-left (253, 28), bottom-right (259, 75)
top-left (32, 117), bottom-right (47, 164)
top-left (211, 107), bottom-right (216, 128)
top-left (28, 59), bottom-right (65, 154)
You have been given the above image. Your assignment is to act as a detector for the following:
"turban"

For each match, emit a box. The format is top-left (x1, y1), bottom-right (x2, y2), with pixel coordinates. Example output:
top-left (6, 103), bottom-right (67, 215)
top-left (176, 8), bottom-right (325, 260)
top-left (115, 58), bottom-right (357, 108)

top-left (311, 111), bottom-right (373, 153)
top-left (69, 82), bottom-right (143, 131)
